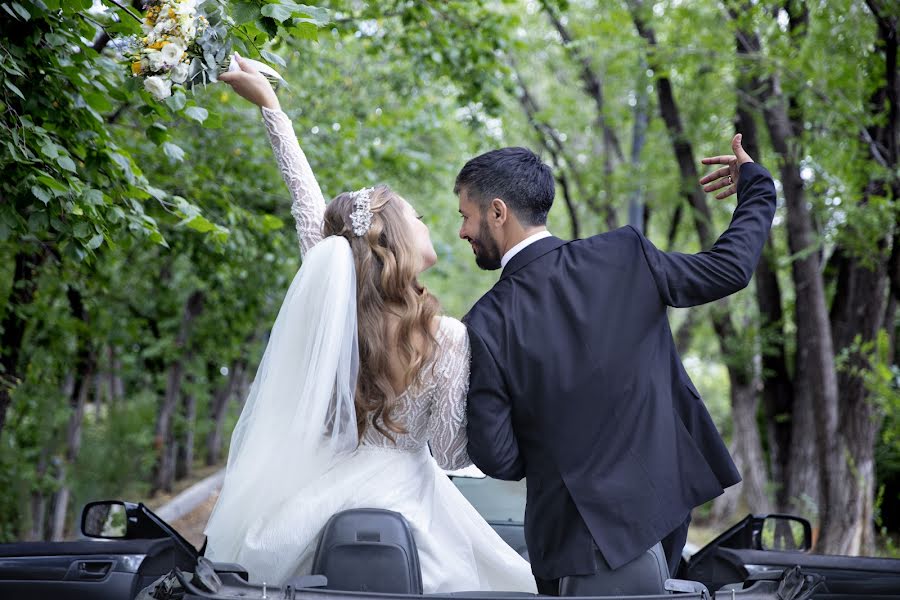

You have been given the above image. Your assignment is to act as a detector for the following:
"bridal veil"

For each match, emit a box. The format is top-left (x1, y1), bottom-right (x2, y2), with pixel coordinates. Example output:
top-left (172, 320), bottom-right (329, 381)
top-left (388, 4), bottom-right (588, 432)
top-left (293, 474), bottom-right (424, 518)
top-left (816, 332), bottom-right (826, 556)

top-left (204, 235), bottom-right (359, 562)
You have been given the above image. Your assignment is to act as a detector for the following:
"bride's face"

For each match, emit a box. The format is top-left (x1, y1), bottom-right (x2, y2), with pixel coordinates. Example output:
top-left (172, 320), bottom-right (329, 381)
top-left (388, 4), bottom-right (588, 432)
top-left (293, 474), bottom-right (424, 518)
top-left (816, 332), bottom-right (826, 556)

top-left (400, 199), bottom-right (437, 273)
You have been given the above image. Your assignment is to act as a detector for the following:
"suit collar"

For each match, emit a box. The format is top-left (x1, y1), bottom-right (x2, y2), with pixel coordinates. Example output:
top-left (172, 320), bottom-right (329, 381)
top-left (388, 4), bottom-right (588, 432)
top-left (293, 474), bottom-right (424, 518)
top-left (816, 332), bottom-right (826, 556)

top-left (500, 236), bottom-right (567, 280)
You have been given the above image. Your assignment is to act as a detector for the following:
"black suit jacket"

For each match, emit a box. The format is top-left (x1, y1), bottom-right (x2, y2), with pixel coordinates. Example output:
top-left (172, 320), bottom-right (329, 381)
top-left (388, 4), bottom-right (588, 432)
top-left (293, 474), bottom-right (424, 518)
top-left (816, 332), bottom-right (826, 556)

top-left (463, 162), bottom-right (776, 579)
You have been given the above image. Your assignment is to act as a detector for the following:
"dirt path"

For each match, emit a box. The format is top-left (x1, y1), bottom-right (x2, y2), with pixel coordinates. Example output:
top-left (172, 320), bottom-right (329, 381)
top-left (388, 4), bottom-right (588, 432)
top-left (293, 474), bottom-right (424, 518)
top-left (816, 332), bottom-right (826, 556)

top-left (143, 464), bottom-right (223, 550)
top-left (169, 489), bottom-right (220, 549)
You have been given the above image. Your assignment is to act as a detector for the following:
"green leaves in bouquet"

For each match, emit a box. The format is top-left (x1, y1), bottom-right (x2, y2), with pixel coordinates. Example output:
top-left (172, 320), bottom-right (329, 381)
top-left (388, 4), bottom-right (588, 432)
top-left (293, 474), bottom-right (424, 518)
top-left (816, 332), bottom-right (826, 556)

top-left (192, 0), bottom-right (234, 85)
top-left (182, 1), bottom-right (327, 94)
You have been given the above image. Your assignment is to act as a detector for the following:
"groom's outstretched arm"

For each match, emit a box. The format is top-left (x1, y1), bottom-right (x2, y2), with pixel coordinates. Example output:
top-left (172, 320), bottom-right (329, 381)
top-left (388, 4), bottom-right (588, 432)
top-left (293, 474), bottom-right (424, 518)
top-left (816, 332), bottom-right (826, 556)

top-left (635, 138), bottom-right (777, 308)
top-left (465, 326), bottom-right (525, 481)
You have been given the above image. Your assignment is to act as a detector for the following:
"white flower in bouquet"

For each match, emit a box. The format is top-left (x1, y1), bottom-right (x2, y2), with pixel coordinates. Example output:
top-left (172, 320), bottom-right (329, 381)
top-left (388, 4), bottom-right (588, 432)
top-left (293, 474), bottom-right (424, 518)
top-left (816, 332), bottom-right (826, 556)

top-left (157, 18), bottom-right (175, 34)
top-left (175, 0), bottom-right (197, 16)
top-left (144, 75), bottom-right (173, 100)
top-left (147, 50), bottom-right (165, 71)
top-left (161, 42), bottom-right (185, 65)
top-left (170, 62), bottom-right (190, 84)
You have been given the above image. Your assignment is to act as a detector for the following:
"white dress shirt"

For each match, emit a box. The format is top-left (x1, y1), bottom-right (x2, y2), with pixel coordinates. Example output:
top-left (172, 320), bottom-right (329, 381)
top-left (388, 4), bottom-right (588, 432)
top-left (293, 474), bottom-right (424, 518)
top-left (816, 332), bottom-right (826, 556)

top-left (500, 230), bottom-right (553, 269)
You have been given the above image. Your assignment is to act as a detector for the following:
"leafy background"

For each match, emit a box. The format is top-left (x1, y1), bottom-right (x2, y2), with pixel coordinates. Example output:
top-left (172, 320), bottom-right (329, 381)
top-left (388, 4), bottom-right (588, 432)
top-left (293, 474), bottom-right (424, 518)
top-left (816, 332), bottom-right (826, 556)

top-left (0, 0), bottom-right (897, 556)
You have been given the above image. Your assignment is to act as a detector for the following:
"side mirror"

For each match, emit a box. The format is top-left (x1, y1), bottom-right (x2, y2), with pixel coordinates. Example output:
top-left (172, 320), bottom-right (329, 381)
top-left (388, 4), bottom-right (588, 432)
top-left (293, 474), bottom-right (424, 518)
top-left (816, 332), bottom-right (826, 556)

top-left (81, 500), bottom-right (129, 539)
top-left (759, 515), bottom-right (811, 552)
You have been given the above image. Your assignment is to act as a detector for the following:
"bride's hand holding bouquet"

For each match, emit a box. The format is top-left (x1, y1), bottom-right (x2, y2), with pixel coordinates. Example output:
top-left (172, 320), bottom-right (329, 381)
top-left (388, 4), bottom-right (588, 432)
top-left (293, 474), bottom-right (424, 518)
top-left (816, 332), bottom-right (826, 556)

top-left (218, 54), bottom-right (280, 110)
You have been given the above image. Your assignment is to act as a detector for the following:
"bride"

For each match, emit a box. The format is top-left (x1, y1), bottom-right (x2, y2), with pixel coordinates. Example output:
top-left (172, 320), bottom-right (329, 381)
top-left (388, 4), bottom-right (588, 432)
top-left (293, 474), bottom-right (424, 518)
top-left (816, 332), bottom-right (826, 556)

top-left (203, 56), bottom-right (536, 593)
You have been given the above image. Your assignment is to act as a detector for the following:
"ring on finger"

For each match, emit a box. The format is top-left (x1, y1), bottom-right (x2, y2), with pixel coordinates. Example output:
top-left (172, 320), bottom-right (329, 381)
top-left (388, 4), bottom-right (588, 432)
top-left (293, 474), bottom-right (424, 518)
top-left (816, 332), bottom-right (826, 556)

top-left (727, 175), bottom-right (733, 185)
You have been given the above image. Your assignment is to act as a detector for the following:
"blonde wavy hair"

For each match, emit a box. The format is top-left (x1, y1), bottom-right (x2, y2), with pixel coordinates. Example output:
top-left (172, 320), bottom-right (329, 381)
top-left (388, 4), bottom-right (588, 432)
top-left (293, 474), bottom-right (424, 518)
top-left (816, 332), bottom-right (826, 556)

top-left (323, 185), bottom-right (441, 441)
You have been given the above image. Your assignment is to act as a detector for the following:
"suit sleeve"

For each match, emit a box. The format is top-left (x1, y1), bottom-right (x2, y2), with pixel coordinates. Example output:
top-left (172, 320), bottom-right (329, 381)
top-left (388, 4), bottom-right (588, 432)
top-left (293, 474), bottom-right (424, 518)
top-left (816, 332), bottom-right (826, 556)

top-left (636, 161), bottom-right (777, 308)
top-left (464, 324), bottom-right (525, 481)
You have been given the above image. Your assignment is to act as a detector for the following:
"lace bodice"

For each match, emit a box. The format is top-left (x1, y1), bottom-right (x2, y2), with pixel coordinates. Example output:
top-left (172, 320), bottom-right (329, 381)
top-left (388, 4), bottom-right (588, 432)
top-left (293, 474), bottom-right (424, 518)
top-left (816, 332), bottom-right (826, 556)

top-left (261, 107), bottom-right (472, 470)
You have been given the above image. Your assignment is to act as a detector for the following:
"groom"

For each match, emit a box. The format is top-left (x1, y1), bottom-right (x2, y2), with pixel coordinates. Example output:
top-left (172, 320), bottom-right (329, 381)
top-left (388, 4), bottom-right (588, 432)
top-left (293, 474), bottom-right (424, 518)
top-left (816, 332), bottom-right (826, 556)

top-left (457, 135), bottom-right (775, 594)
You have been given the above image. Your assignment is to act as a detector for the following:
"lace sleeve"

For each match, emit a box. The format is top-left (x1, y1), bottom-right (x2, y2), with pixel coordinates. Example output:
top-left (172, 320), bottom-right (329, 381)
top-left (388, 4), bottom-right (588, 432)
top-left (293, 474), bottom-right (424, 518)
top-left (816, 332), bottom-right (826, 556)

top-left (428, 318), bottom-right (472, 470)
top-left (261, 106), bottom-right (325, 258)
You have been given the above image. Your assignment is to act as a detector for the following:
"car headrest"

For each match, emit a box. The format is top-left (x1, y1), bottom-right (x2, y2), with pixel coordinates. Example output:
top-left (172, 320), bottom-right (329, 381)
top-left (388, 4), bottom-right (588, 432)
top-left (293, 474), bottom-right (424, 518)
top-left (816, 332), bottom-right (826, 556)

top-left (312, 508), bottom-right (423, 594)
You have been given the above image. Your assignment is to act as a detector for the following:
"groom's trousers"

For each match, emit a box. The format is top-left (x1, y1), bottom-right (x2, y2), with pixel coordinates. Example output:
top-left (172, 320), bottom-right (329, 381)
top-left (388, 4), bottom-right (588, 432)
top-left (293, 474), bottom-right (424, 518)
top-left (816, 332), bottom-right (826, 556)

top-left (660, 513), bottom-right (691, 577)
top-left (533, 515), bottom-right (691, 595)
top-left (534, 541), bottom-right (669, 596)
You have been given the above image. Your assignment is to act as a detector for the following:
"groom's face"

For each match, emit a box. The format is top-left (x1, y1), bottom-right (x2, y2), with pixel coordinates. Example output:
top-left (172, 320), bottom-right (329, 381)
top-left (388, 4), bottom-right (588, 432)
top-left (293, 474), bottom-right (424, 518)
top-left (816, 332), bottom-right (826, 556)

top-left (458, 191), bottom-right (503, 271)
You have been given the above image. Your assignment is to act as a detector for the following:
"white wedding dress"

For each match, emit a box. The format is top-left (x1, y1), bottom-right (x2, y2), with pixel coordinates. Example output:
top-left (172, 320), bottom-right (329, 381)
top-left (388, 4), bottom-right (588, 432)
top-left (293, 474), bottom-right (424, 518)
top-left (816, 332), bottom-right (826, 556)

top-left (203, 107), bottom-right (536, 593)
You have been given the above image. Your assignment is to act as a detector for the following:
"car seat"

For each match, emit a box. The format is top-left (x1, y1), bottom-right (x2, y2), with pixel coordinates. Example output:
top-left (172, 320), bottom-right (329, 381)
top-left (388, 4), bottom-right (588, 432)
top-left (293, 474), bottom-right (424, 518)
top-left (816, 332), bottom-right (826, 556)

top-left (312, 508), bottom-right (422, 594)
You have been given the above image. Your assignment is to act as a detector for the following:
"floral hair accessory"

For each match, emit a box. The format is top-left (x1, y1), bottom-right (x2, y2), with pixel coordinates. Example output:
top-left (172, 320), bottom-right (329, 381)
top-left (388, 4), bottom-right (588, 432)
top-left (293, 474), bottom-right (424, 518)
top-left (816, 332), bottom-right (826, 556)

top-left (349, 187), bottom-right (374, 237)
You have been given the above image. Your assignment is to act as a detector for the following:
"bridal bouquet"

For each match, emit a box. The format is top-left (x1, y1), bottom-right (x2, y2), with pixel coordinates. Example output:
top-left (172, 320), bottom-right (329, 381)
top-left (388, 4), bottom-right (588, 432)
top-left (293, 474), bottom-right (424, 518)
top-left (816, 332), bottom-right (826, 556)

top-left (128, 0), bottom-right (284, 101)
top-left (129, 0), bottom-right (208, 100)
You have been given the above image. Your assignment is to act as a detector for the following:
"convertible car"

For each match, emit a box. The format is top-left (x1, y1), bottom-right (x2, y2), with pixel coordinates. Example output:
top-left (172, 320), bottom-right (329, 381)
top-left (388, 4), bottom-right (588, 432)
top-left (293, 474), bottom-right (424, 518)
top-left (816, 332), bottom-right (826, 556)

top-left (0, 473), bottom-right (897, 600)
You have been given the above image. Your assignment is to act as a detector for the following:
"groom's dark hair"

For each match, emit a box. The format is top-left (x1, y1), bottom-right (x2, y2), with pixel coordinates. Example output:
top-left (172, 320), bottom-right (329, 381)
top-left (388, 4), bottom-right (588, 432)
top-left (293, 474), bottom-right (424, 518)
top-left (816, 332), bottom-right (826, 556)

top-left (454, 147), bottom-right (554, 226)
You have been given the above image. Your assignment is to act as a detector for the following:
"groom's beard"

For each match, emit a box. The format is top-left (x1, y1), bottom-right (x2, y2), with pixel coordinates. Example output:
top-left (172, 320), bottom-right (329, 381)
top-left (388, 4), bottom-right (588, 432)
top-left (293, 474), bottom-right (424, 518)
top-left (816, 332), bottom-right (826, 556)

top-left (472, 219), bottom-right (502, 271)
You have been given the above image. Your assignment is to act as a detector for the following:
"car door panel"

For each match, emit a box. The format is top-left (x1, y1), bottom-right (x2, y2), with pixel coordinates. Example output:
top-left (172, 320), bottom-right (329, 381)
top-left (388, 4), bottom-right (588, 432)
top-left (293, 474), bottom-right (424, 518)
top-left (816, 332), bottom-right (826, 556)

top-left (683, 514), bottom-right (900, 597)
top-left (716, 548), bottom-right (900, 596)
top-left (0, 538), bottom-right (184, 600)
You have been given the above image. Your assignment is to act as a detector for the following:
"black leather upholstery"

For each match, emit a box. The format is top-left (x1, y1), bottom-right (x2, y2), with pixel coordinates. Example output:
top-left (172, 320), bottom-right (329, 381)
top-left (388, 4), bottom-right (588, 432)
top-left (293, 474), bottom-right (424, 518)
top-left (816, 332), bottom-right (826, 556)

top-left (558, 542), bottom-right (669, 596)
top-left (312, 508), bottom-right (422, 594)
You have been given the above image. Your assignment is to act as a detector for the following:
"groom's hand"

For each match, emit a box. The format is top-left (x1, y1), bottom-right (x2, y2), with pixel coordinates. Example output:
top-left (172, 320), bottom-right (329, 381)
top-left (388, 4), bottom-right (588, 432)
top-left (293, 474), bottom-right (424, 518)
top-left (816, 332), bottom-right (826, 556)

top-left (218, 53), bottom-right (280, 111)
top-left (699, 134), bottom-right (754, 200)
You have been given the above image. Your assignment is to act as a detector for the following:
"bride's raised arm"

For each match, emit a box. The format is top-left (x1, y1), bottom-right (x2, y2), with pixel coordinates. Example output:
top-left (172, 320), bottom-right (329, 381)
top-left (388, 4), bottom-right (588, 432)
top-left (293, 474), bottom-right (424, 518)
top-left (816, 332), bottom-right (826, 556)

top-left (220, 55), bottom-right (325, 258)
top-left (260, 107), bottom-right (325, 256)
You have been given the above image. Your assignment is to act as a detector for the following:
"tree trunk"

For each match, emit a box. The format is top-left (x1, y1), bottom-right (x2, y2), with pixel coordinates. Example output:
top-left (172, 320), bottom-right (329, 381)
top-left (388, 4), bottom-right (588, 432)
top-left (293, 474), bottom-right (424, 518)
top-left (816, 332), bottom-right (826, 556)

top-left (539, 0), bottom-right (622, 230)
top-left (49, 287), bottom-right (95, 541)
top-left (728, 0), bottom-right (825, 525)
top-left (628, 61), bottom-right (650, 233)
top-left (49, 486), bottom-right (70, 542)
top-left (733, 29), bottom-right (795, 510)
top-left (821, 4), bottom-right (898, 554)
top-left (110, 346), bottom-right (124, 404)
top-left (712, 379), bottom-right (771, 519)
top-left (765, 89), bottom-right (841, 551)
top-left (674, 307), bottom-right (702, 356)
top-left (236, 364), bottom-right (251, 412)
top-left (27, 450), bottom-right (49, 541)
top-left (711, 438), bottom-right (742, 522)
top-left (729, 379), bottom-right (771, 513)
top-left (176, 389), bottom-right (197, 480)
top-left (755, 244), bottom-right (794, 509)
top-left (28, 493), bottom-right (47, 541)
top-left (0, 250), bottom-right (46, 440)
top-left (206, 360), bottom-right (246, 465)
top-left (152, 291), bottom-right (204, 494)
top-left (782, 383), bottom-right (820, 520)
top-left (207, 366), bottom-right (232, 466)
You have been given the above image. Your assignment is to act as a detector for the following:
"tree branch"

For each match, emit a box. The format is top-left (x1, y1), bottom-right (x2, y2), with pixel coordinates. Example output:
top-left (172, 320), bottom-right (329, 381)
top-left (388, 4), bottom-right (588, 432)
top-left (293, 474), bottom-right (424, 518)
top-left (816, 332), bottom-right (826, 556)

top-left (107, 0), bottom-right (143, 24)
top-left (538, 0), bottom-right (625, 166)
top-left (512, 65), bottom-right (584, 237)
